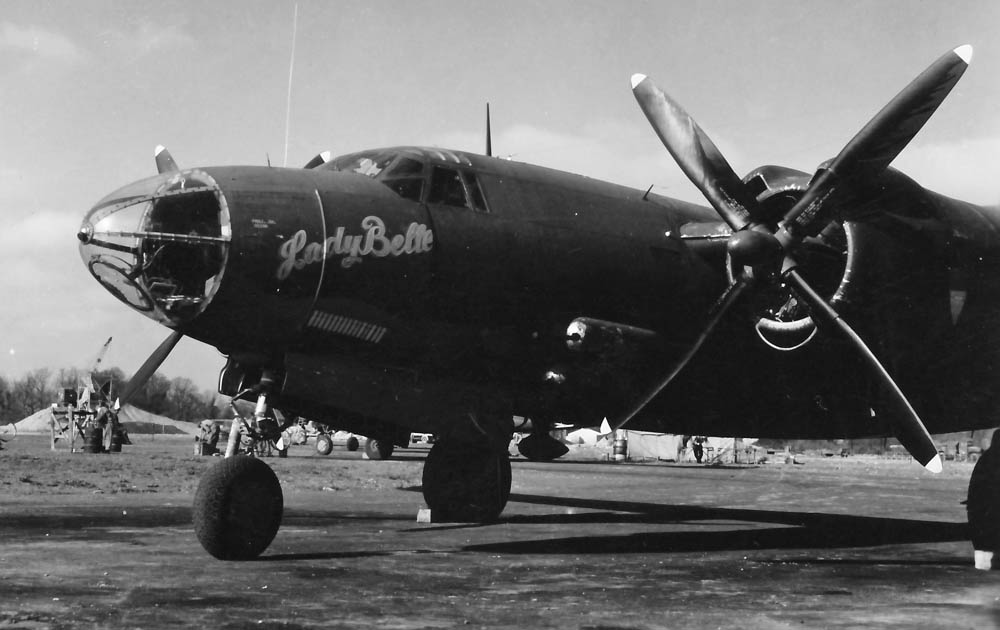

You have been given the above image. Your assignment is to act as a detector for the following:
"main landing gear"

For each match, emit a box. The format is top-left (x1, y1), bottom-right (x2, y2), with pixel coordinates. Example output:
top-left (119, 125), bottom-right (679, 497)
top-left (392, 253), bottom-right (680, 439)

top-left (422, 440), bottom-right (512, 522)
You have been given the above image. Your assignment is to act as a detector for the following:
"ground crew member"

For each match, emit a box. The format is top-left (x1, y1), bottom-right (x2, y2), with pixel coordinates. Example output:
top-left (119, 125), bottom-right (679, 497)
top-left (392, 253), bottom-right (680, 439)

top-left (198, 420), bottom-right (221, 455)
top-left (692, 436), bottom-right (705, 463)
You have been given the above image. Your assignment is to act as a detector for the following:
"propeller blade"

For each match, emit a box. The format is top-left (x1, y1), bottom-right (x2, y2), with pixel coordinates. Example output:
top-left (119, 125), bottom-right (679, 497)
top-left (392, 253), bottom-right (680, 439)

top-left (631, 73), bottom-right (757, 231)
top-left (782, 45), bottom-right (972, 235)
top-left (117, 330), bottom-right (183, 407)
top-left (784, 269), bottom-right (941, 472)
top-left (303, 150), bottom-right (331, 169)
top-left (611, 273), bottom-right (753, 432)
top-left (154, 145), bottom-right (179, 174)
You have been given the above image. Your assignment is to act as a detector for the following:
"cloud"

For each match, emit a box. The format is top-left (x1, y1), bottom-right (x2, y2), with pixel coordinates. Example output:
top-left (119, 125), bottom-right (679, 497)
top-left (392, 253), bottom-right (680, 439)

top-left (101, 18), bottom-right (195, 58)
top-left (894, 136), bottom-right (1000, 206)
top-left (0, 206), bottom-right (224, 386)
top-left (432, 120), bottom-right (715, 205)
top-left (0, 22), bottom-right (86, 62)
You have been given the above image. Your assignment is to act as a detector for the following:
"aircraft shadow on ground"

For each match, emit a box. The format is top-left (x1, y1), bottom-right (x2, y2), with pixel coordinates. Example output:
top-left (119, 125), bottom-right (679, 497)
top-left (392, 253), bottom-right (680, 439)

top-left (0, 506), bottom-right (193, 532)
top-left (456, 493), bottom-right (970, 556)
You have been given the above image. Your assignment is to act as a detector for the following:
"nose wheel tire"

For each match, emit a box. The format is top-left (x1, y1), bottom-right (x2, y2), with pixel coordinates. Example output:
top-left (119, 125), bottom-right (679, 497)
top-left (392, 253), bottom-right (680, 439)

top-left (422, 441), bottom-right (512, 522)
top-left (193, 455), bottom-right (283, 560)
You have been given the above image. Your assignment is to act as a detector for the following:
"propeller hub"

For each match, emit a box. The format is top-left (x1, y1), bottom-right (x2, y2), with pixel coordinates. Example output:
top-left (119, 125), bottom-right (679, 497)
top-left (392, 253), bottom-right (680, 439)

top-left (727, 229), bottom-right (783, 271)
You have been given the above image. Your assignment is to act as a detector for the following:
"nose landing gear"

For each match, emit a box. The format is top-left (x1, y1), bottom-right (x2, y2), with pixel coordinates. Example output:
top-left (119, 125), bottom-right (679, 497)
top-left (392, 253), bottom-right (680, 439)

top-left (194, 374), bottom-right (288, 560)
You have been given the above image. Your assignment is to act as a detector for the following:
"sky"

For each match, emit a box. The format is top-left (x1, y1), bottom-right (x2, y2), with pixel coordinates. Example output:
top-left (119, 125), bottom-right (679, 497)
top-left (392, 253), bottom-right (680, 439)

top-left (2, 0), bottom-right (999, 394)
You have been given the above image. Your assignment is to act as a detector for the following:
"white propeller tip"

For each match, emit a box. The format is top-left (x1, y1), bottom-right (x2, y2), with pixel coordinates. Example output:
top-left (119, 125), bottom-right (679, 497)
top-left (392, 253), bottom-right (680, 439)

top-left (924, 454), bottom-right (943, 474)
top-left (154, 144), bottom-right (166, 156)
top-left (630, 73), bottom-right (647, 89)
top-left (954, 44), bottom-right (973, 64)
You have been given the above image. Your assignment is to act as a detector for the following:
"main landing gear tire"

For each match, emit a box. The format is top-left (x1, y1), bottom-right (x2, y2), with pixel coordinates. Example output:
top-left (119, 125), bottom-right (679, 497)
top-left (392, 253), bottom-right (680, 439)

top-left (193, 455), bottom-right (283, 561)
top-left (364, 437), bottom-right (394, 460)
top-left (422, 441), bottom-right (512, 522)
top-left (315, 434), bottom-right (333, 456)
top-left (345, 436), bottom-right (360, 452)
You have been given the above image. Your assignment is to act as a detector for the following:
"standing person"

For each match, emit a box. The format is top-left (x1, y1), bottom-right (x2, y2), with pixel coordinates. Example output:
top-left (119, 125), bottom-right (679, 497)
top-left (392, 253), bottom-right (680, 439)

top-left (967, 430), bottom-right (1000, 569)
top-left (692, 436), bottom-right (705, 464)
top-left (93, 402), bottom-right (114, 452)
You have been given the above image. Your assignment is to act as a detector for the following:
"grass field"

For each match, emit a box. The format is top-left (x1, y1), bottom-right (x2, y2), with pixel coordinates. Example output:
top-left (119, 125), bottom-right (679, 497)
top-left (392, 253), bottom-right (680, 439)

top-left (1, 434), bottom-right (426, 496)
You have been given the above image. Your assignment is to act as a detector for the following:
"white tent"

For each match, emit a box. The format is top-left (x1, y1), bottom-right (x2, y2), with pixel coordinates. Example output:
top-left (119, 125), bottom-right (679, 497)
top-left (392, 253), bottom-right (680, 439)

top-left (563, 427), bottom-right (609, 446)
top-left (117, 405), bottom-right (199, 435)
top-left (12, 407), bottom-right (59, 434)
top-left (13, 404), bottom-right (198, 436)
top-left (624, 431), bottom-right (686, 461)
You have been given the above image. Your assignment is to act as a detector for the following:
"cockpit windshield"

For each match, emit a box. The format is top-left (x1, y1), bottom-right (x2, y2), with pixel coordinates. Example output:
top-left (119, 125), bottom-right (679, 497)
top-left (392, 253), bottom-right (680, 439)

top-left (328, 149), bottom-right (487, 211)
top-left (78, 170), bottom-right (231, 326)
top-left (329, 150), bottom-right (427, 202)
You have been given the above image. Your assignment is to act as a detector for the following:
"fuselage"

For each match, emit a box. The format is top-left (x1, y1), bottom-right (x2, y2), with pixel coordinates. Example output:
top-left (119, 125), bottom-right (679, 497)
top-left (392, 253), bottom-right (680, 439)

top-left (79, 147), bottom-right (1000, 441)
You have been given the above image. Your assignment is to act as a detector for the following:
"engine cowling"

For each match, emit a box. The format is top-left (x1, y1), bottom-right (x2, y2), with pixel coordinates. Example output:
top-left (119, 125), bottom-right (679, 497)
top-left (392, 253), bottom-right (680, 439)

top-left (734, 166), bottom-right (863, 350)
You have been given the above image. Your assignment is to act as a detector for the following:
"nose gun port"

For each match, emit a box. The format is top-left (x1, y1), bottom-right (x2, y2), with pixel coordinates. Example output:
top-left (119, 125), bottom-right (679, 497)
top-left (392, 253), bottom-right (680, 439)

top-left (79, 169), bottom-right (231, 327)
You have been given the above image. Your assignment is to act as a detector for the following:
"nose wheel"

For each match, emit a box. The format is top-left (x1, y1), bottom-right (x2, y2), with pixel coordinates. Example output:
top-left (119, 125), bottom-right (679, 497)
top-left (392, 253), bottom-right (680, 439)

top-left (193, 455), bottom-right (283, 560)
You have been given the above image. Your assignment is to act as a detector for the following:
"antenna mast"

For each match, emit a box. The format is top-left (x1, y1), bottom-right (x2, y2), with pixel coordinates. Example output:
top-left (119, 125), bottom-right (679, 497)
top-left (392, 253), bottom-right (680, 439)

top-left (485, 102), bottom-right (492, 157)
top-left (282, 3), bottom-right (299, 167)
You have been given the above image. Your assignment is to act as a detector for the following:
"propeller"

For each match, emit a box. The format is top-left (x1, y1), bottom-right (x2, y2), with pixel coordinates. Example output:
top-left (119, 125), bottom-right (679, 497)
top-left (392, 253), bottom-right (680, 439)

top-left (154, 145), bottom-right (179, 174)
top-left (117, 330), bottom-right (183, 407)
top-left (116, 147), bottom-right (190, 407)
top-left (618, 45), bottom-right (973, 473)
top-left (631, 75), bottom-right (756, 231)
top-left (303, 150), bottom-right (331, 169)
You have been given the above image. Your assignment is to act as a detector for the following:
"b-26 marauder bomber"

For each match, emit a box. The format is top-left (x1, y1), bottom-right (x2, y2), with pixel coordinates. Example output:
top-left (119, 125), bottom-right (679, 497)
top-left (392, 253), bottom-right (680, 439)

top-left (78, 45), bottom-right (998, 560)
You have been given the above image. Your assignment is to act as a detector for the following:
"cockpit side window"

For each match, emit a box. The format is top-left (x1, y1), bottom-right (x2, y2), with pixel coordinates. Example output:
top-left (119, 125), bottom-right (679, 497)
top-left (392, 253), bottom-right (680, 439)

top-left (463, 171), bottom-right (489, 213)
top-left (428, 167), bottom-right (468, 208)
top-left (386, 157), bottom-right (424, 178)
top-left (381, 156), bottom-right (425, 202)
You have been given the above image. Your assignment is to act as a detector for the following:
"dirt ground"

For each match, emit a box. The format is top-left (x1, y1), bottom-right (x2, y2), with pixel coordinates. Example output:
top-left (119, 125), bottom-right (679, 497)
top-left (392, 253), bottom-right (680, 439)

top-left (1, 434), bottom-right (998, 629)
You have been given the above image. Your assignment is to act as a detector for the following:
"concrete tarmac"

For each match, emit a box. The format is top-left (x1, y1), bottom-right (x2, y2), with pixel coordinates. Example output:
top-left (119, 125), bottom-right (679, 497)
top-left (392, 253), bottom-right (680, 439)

top-left (2, 446), bottom-right (999, 629)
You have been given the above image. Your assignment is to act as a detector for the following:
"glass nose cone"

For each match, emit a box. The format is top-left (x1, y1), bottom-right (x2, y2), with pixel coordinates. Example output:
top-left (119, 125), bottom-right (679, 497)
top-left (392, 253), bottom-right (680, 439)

top-left (79, 169), bottom-right (231, 326)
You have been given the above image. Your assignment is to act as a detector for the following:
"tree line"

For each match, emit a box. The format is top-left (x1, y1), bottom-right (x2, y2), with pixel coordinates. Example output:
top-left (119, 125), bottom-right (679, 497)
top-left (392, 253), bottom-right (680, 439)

top-left (0, 367), bottom-right (223, 425)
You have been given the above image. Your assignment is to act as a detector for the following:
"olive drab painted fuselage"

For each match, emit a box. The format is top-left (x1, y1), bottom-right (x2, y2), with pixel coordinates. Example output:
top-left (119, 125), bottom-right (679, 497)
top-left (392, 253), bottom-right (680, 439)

top-left (79, 146), bottom-right (1000, 441)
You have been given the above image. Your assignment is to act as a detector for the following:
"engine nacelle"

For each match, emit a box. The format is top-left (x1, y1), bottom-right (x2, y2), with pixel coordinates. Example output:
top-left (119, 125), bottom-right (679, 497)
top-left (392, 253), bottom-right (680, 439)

top-left (735, 166), bottom-right (862, 350)
top-left (565, 317), bottom-right (659, 356)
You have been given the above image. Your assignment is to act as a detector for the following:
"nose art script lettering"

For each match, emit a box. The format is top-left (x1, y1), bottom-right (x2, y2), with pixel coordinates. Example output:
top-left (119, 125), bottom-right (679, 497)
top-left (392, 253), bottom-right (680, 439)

top-left (277, 216), bottom-right (434, 280)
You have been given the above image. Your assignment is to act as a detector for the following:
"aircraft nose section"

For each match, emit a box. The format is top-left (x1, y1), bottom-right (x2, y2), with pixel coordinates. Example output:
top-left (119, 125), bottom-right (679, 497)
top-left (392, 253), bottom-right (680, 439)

top-left (79, 169), bottom-right (231, 327)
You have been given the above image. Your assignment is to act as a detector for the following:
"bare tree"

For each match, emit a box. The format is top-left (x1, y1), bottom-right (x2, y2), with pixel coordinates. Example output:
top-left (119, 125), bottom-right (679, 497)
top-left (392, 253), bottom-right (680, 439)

top-left (167, 377), bottom-right (210, 422)
top-left (0, 375), bottom-right (13, 424)
top-left (10, 368), bottom-right (55, 417)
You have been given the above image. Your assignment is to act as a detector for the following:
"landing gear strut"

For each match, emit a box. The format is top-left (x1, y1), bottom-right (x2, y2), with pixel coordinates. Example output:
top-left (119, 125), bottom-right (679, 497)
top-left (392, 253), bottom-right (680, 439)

top-left (194, 373), bottom-right (286, 560)
top-left (422, 440), bottom-right (512, 522)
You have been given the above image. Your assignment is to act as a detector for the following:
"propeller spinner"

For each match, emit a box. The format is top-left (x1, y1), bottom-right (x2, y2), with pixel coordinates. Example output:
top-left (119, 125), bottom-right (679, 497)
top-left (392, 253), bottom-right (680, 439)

top-left (618, 45), bottom-right (974, 473)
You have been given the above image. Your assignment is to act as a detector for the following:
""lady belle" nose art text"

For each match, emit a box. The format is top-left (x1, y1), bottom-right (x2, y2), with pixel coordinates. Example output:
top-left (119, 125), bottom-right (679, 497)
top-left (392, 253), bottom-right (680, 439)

top-left (277, 216), bottom-right (434, 280)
